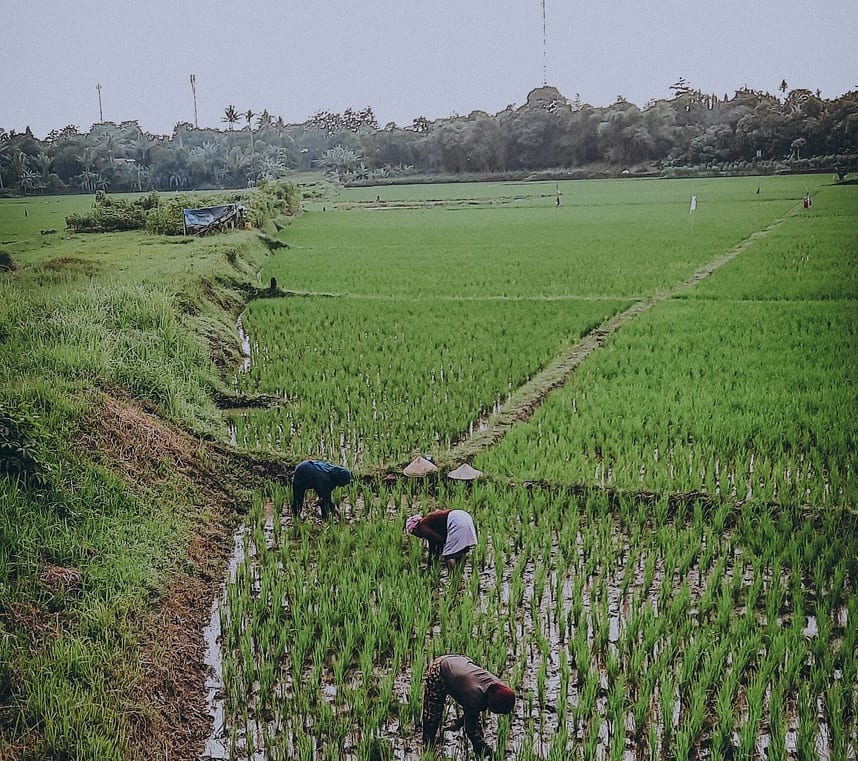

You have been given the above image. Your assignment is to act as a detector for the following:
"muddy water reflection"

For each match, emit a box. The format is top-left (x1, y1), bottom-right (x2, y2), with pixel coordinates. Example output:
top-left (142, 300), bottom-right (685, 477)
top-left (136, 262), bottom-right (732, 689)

top-left (202, 496), bottom-right (851, 760)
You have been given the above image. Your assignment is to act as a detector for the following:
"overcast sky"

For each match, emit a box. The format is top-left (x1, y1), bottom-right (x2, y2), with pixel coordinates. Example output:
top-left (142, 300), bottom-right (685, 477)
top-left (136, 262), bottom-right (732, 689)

top-left (2, 0), bottom-right (855, 138)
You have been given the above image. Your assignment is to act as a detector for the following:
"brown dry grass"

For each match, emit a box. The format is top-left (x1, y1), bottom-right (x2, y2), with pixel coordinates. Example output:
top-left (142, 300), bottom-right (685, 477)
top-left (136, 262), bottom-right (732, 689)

top-left (77, 390), bottom-right (269, 761)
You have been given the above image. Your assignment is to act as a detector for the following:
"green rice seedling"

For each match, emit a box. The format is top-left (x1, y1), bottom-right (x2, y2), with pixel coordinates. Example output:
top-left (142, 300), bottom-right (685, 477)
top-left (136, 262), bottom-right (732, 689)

top-left (558, 647), bottom-right (571, 720)
top-left (632, 668), bottom-right (656, 743)
top-left (668, 581), bottom-right (692, 630)
top-left (647, 721), bottom-right (659, 761)
top-left (738, 673), bottom-right (766, 759)
top-left (606, 672), bottom-right (627, 742)
top-left (660, 675), bottom-right (677, 749)
top-left (673, 721), bottom-right (694, 761)
top-left (582, 714), bottom-right (602, 761)
top-left (797, 684), bottom-right (818, 760)
top-left (548, 727), bottom-right (570, 760)
top-left (536, 653), bottom-right (548, 711)
top-left (768, 683), bottom-right (786, 761)
top-left (825, 680), bottom-right (848, 760)
top-left (574, 669), bottom-right (599, 733)
top-left (710, 668), bottom-right (738, 751)
top-left (571, 623), bottom-right (590, 684)
top-left (716, 578), bottom-right (737, 631)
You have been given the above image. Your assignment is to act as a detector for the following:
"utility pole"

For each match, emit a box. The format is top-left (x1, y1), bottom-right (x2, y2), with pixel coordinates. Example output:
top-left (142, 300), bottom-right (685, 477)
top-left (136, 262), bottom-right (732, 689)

top-left (190, 74), bottom-right (198, 128)
top-left (96, 82), bottom-right (103, 122)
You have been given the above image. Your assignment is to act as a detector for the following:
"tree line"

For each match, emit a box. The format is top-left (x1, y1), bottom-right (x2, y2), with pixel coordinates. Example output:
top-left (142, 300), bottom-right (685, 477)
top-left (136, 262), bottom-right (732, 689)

top-left (1, 83), bottom-right (855, 195)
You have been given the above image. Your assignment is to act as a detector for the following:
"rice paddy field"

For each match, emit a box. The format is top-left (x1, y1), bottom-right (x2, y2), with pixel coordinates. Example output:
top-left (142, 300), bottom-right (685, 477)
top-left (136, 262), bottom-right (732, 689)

top-left (209, 176), bottom-right (857, 760)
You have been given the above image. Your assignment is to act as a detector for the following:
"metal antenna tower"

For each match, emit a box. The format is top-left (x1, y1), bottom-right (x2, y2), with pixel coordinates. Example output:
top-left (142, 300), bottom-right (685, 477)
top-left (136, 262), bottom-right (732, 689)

top-left (542, 0), bottom-right (548, 85)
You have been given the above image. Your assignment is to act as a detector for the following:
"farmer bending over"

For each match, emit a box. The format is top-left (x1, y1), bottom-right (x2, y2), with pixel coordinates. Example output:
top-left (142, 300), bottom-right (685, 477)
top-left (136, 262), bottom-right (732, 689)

top-left (405, 509), bottom-right (477, 570)
top-left (422, 654), bottom-right (515, 757)
top-left (291, 459), bottom-right (352, 519)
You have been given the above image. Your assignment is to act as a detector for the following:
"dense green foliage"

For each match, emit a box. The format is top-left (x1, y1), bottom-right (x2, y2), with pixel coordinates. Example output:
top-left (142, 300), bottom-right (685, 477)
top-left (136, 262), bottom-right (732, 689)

top-left (1, 85), bottom-right (856, 195)
top-left (64, 181), bottom-right (301, 235)
top-left (64, 190), bottom-right (159, 232)
top-left (0, 399), bottom-right (51, 490)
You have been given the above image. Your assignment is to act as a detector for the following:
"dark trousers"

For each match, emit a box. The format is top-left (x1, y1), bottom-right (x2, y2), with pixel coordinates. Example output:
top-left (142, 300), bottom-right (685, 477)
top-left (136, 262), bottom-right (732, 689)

top-left (291, 474), bottom-right (333, 518)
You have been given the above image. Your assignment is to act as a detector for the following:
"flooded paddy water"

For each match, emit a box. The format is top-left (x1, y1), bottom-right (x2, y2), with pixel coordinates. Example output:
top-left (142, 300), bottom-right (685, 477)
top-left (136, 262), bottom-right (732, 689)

top-left (200, 486), bottom-right (856, 760)
top-left (204, 198), bottom-right (858, 760)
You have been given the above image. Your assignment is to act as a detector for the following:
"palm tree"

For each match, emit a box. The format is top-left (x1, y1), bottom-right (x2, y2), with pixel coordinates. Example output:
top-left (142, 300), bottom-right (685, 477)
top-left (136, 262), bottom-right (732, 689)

top-left (222, 105), bottom-right (240, 131)
top-left (135, 164), bottom-right (151, 192)
top-left (75, 167), bottom-right (99, 192)
top-left (0, 141), bottom-right (10, 190)
top-left (223, 145), bottom-right (251, 186)
top-left (30, 152), bottom-right (53, 184)
top-left (20, 169), bottom-right (42, 195)
top-left (259, 156), bottom-right (287, 181)
top-left (8, 149), bottom-right (29, 189)
top-left (245, 109), bottom-right (256, 154)
top-left (169, 169), bottom-right (187, 190)
top-left (130, 134), bottom-right (151, 168)
top-left (93, 132), bottom-right (118, 166)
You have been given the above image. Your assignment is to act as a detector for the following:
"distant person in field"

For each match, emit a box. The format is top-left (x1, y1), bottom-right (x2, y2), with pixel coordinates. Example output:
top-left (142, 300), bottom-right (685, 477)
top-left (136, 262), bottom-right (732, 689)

top-left (422, 654), bottom-right (515, 757)
top-left (405, 509), bottom-right (477, 570)
top-left (291, 459), bottom-right (352, 519)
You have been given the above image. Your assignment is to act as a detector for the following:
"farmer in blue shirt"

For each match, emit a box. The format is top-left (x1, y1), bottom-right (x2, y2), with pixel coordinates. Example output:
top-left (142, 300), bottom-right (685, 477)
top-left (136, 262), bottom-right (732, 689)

top-left (291, 459), bottom-right (352, 519)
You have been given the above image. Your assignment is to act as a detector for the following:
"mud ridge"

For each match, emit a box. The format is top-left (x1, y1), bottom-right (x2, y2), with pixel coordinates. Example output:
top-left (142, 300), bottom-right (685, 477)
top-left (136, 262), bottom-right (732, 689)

top-left (444, 212), bottom-right (793, 465)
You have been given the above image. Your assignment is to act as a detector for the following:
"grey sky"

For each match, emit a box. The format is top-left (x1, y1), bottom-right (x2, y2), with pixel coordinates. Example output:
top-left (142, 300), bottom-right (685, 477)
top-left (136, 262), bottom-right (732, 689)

top-left (2, 0), bottom-right (855, 138)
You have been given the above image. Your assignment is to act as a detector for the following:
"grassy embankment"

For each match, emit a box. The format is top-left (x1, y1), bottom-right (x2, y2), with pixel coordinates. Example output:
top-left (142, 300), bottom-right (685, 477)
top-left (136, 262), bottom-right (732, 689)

top-left (0, 186), bottom-right (299, 760)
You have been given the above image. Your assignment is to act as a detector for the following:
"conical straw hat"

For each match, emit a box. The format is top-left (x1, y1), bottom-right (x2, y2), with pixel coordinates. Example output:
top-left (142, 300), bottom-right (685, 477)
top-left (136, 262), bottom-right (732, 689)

top-left (403, 456), bottom-right (438, 477)
top-left (448, 463), bottom-right (482, 480)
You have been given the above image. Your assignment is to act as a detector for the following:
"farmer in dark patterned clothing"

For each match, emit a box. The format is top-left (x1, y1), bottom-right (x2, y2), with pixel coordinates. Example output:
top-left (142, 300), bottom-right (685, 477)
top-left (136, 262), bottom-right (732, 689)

top-left (422, 654), bottom-right (515, 757)
top-left (291, 459), bottom-right (352, 519)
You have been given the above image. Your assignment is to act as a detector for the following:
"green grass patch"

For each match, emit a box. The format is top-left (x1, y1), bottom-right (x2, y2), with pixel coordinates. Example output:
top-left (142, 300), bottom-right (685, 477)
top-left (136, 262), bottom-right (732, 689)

top-left (476, 183), bottom-right (857, 507)
top-left (0, 192), bottom-right (278, 760)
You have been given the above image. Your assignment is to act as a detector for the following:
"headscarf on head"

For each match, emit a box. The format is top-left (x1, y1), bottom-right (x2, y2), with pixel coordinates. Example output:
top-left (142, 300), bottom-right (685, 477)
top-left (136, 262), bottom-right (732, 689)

top-left (405, 514), bottom-right (423, 535)
top-left (487, 682), bottom-right (516, 714)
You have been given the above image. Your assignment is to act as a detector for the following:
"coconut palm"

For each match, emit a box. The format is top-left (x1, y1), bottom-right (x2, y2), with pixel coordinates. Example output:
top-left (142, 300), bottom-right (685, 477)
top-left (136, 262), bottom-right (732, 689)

top-left (30, 151), bottom-right (53, 180)
top-left (168, 169), bottom-right (188, 190)
top-left (134, 164), bottom-right (151, 192)
top-left (258, 156), bottom-right (287, 181)
top-left (188, 141), bottom-right (223, 186)
top-left (222, 105), bottom-right (240, 131)
top-left (6, 149), bottom-right (30, 188)
top-left (0, 141), bottom-right (10, 190)
top-left (19, 169), bottom-right (44, 195)
top-left (74, 168), bottom-right (99, 192)
top-left (245, 109), bottom-right (256, 154)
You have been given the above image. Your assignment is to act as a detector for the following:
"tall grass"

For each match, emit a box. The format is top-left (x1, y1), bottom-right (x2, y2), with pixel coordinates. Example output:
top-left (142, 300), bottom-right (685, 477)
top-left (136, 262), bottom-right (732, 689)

top-left (1, 200), bottom-right (272, 759)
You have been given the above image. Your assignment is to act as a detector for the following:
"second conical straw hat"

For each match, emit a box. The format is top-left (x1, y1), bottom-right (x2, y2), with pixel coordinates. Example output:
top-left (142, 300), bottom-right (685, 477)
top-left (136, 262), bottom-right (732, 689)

top-left (448, 463), bottom-right (483, 480)
top-left (403, 456), bottom-right (438, 477)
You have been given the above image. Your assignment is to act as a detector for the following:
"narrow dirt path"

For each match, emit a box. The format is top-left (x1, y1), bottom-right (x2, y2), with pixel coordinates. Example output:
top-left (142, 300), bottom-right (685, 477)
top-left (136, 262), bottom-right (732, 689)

top-left (442, 210), bottom-right (796, 465)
